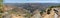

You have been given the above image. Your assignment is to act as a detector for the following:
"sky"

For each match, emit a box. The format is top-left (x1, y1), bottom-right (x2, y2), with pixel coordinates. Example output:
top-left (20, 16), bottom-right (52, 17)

top-left (3, 0), bottom-right (60, 3)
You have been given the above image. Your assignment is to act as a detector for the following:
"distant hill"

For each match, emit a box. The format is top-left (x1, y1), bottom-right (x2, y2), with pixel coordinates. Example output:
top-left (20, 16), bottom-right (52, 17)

top-left (4, 3), bottom-right (60, 13)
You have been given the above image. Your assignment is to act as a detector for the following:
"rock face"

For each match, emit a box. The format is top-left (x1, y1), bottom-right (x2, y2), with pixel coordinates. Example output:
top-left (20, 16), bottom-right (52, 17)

top-left (54, 13), bottom-right (58, 18)
top-left (51, 7), bottom-right (60, 18)
top-left (42, 7), bottom-right (60, 18)
top-left (42, 8), bottom-right (55, 18)
top-left (30, 9), bottom-right (42, 18)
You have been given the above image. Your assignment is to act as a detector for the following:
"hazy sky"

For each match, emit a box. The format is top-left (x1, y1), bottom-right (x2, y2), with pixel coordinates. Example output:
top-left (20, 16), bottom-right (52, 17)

top-left (4, 0), bottom-right (60, 3)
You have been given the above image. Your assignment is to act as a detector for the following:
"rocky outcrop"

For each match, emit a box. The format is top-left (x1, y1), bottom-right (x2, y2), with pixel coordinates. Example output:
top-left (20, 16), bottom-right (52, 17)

top-left (30, 9), bottom-right (42, 18)
top-left (42, 8), bottom-right (55, 18)
top-left (51, 7), bottom-right (60, 18)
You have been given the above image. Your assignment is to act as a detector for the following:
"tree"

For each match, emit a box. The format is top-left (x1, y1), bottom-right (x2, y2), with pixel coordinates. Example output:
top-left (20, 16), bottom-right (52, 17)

top-left (0, 0), bottom-right (3, 18)
top-left (0, 0), bottom-right (3, 2)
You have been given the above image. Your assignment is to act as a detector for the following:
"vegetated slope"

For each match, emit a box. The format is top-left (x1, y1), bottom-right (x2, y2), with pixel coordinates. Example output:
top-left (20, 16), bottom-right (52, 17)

top-left (4, 3), bottom-right (60, 13)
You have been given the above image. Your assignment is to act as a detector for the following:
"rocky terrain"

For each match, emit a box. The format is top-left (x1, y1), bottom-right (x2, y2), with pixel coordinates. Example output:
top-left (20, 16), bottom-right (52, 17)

top-left (1, 3), bottom-right (60, 18)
